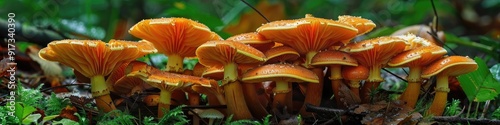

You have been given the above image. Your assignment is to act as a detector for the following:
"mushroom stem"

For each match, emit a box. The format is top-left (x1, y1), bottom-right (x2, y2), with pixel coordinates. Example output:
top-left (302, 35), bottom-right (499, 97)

top-left (304, 51), bottom-right (318, 68)
top-left (361, 66), bottom-right (383, 103)
top-left (399, 66), bottom-right (422, 108)
top-left (273, 81), bottom-right (290, 109)
top-left (300, 68), bottom-right (324, 116)
top-left (243, 83), bottom-right (269, 119)
top-left (166, 54), bottom-right (184, 73)
top-left (158, 90), bottom-right (172, 118)
top-left (90, 75), bottom-right (116, 112)
top-left (188, 92), bottom-right (200, 105)
top-left (329, 65), bottom-right (345, 108)
top-left (427, 73), bottom-right (449, 116)
top-left (348, 80), bottom-right (361, 97)
top-left (223, 62), bottom-right (252, 120)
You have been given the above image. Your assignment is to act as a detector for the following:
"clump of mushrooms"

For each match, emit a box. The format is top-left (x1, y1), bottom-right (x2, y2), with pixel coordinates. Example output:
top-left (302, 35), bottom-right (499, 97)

top-left (39, 39), bottom-right (157, 112)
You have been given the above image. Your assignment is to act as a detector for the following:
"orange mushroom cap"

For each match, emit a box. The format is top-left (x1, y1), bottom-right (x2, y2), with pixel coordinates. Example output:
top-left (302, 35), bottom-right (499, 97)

top-left (257, 14), bottom-right (358, 54)
top-left (202, 66), bottom-right (225, 80)
top-left (339, 36), bottom-right (407, 67)
top-left (395, 34), bottom-right (437, 51)
top-left (128, 67), bottom-right (212, 92)
top-left (421, 56), bottom-right (478, 78)
top-left (113, 75), bottom-right (151, 96)
top-left (264, 46), bottom-right (300, 64)
top-left (388, 45), bottom-right (447, 67)
top-left (311, 50), bottom-right (358, 67)
top-left (342, 65), bottom-right (369, 80)
top-left (337, 15), bottom-right (376, 36)
top-left (129, 18), bottom-right (222, 58)
top-left (242, 64), bottom-right (319, 83)
top-left (192, 63), bottom-right (207, 77)
top-left (227, 32), bottom-right (275, 52)
top-left (196, 40), bottom-right (266, 68)
top-left (39, 39), bottom-right (157, 77)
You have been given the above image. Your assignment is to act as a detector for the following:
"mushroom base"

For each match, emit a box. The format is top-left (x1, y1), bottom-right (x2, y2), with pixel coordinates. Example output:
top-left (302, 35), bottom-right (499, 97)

top-left (300, 68), bottom-right (324, 117)
top-left (399, 82), bottom-right (421, 108)
top-left (428, 91), bottom-right (448, 116)
top-left (224, 81), bottom-right (253, 120)
top-left (91, 75), bottom-right (116, 112)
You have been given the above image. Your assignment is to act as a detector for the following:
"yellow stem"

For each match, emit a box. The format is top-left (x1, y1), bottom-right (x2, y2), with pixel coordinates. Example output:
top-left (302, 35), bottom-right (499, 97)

top-left (158, 90), bottom-right (172, 118)
top-left (166, 54), bottom-right (184, 73)
top-left (400, 66), bottom-right (422, 108)
top-left (273, 81), bottom-right (290, 109)
top-left (223, 62), bottom-right (252, 120)
top-left (428, 73), bottom-right (449, 116)
top-left (91, 75), bottom-right (116, 112)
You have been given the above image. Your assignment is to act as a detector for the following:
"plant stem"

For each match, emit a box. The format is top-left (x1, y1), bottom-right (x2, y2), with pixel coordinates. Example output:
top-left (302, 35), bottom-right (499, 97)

top-left (223, 62), bottom-right (252, 120)
top-left (361, 66), bottom-right (382, 103)
top-left (400, 66), bottom-right (422, 108)
top-left (166, 54), bottom-right (184, 73)
top-left (158, 90), bottom-right (172, 118)
top-left (427, 73), bottom-right (449, 116)
top-left (90, 75), bottom-right (116, 112)
top-left (273, 81), bottom-right (290, 109)
top-left (330, 65), bottom-right (345, 108)
top-left (300, 68), bottom-right (324, 117)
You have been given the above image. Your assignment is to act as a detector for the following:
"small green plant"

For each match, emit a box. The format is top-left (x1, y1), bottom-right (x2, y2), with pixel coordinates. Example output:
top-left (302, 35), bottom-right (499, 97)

top-left (224, 114), bottom-right (259, 125)
top-left (157, 105), bottom-right (189, 125)
top-left (97, 110), bottom-right (137, 125)
top-left (444, 99), bottom-right (461, 116)
top-left (42, 93), bottom-right (71, 115)
top-left (492, 106), bottom-right (500, 120)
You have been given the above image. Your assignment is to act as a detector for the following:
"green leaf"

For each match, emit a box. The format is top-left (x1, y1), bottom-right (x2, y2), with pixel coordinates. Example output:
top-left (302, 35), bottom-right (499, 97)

top-left (22, 113), bottom-right (41, 125)
top-left (457, 57), bottom-right (500, 102)
top-left (490, 64), bottom-right (500, 82)
top-left (15, 103), bottom-right (37, 121)
top-left (42, 115), bottom-right (60, 124)
top-left (53, 118), bottom-right (80, 125)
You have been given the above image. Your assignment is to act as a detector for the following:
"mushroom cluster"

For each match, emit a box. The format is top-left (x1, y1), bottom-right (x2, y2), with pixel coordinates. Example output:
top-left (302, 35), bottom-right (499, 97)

top-left (39, 14), bottom-right (477, 123)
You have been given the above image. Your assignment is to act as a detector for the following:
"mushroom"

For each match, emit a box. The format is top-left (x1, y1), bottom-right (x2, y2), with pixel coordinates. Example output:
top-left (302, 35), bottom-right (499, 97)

top-left (39, 39), bottom-right (157, 112)
top-left (340, 36), bottom-right (407, 103)
top-left (192, 62), bottom-right (226, 106)
top-left (129, 18), bottom-right (222, 73)
top-left (264, 46), bottom-right (300, 64)
top-left (337, 15), bottom-right (376, 36)
top-left (311, 50), bottom-right (358, 108)
top-left (190, 108), bottom-right (225, 125)
top-left (421, 56), bottom-right (477, 116)
top-left (257, 14), bottom-right (358, 116)
top-left (127, 66), bottom-right (212, 118)
top-left (342, 65), bottom-right (369, 97)
top-left (196, 40), bottom-right (266, 120)
top-left (242, 64), bottom-right (319, 111)
top-left (257, 14), bottom-right (358, 67)
top-left (388, 45), bottom-right (447, 108)
top-left (228, 32), bottom-right (274, 118)
top-left (226, 32), bottom-right (275, 52)
top-left (113, 75), bottom-right (151, 96)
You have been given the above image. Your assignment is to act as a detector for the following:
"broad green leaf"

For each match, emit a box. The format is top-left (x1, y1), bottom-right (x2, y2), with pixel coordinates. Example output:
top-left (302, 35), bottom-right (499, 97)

top-left (22, 113), bottom-right (41, 125)
top-left (14, 103), bottom-right (37, 121)
top-left (457, 57), bottom-right (500, 102)
top-left (42, 115), bottom-right (60, 124)
top-left (53, 118), bottom-right (80, 125)
top-left (491, 64), bottom-right (500, 82)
